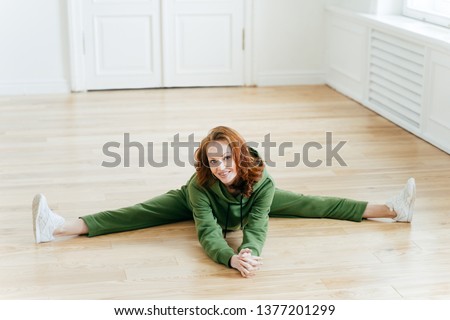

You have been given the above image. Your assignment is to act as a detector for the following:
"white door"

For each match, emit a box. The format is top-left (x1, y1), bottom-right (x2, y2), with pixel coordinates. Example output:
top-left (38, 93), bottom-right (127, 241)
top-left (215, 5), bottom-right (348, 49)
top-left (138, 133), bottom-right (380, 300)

top-left (162, 0), bottom-right (245, 87)
top-left (83, 0), bottom-right (162, 90)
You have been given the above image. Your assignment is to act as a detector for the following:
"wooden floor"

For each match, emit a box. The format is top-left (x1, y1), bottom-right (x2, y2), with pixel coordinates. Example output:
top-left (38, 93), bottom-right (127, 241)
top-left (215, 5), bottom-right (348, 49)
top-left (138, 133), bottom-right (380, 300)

top-left (1, 85), bottom-right (449, 299)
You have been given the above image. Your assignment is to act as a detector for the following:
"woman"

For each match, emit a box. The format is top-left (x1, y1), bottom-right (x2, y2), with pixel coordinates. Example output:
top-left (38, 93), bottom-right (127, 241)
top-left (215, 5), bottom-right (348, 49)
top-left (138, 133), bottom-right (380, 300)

top-left (32, 126), bottom-right (416, 278)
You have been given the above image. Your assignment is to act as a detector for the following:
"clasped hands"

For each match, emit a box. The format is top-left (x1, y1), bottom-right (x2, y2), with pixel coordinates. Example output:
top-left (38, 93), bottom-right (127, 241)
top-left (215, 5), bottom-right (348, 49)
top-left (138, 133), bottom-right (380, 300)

top-left (230, 248), bottom-right (262, 278)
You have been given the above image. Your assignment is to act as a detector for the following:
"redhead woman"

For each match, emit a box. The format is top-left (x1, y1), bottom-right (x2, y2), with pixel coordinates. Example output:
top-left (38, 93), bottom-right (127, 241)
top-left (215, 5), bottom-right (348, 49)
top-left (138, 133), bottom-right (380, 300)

top-left (32, 126), bottom-right (416, 278)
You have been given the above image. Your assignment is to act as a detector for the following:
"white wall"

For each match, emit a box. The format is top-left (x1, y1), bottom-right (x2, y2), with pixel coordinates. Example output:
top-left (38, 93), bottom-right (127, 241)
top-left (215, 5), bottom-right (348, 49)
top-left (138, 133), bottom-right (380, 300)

top-left (375, 0), bottom-right (403, 15)
top-left (0, 0), bottom-right (70, 95)
top-left (0, 0), bottom-right (328, 95)
top-left (326, 0), bottom-right (375, 13)
top-left (326, 0), bottom-right (403, 14)
top-left (253, 0), bottom-right (327, 85)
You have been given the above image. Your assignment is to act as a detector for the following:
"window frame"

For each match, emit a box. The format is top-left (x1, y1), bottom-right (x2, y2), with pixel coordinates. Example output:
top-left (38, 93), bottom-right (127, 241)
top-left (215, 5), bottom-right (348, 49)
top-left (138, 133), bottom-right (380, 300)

top-left (403, 0), bottom-right (450, 28)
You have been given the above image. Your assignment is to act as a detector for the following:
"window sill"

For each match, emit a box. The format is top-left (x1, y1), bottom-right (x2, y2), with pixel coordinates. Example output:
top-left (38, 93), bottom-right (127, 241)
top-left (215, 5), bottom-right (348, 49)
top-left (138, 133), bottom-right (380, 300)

top-left (327, 6), bottom-right (450, 50)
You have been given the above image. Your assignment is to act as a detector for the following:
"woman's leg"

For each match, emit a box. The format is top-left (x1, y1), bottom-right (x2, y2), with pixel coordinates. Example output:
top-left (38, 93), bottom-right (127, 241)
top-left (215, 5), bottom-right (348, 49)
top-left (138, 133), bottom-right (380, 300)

top-left (269, 188), bottom-right (367, 222)
top-left (32, 187), bottom-right (192, 243)
top-left (362, 205), bottom-right (395, 219)
top-left (54, 218), bottom-right (88, 236)
top-left (269, 178), bottom-right (415, 222)
top-left (80, 188), bottom-right (192, 237)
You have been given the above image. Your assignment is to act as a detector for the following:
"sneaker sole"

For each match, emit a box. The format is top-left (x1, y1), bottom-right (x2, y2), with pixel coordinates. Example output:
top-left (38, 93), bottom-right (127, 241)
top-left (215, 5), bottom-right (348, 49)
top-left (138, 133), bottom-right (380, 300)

top-left (32, 194), bottom-right (44, 243)
top-left (406, 178), bottom-right (416, 222)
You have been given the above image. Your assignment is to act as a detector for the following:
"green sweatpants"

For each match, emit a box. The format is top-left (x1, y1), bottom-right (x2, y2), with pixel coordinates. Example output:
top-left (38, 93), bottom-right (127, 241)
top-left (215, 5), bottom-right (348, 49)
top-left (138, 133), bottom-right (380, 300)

top-left (81, 188), bottom-right (367, 237)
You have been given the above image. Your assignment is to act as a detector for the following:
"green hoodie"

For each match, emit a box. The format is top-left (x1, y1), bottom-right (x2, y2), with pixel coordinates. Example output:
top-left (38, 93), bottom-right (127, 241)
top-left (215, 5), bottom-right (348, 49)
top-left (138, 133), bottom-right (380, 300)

top-left (186, 169), bottom-right (276, 267)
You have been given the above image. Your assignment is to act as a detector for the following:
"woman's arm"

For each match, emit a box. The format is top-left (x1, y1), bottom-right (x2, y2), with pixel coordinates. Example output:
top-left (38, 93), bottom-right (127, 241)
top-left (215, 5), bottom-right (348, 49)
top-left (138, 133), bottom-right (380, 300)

top-left (188, 183), bottom-right (236, 267)
top-left (238, 182), bottom-right (276, 256)
top-left (187, 177), bottom-right (275, 277)
top-left (227, 181), bottom-right (275, 277)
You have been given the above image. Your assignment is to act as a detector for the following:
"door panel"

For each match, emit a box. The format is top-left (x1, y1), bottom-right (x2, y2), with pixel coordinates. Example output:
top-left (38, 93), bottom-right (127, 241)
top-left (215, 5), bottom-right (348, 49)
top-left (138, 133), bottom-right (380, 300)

top-left (80, 0), bottom-right (244, 89)
top-left (177, 15), bottom-right (232, 72)
top-left (84, 0), bottom-right (162, 90)
top-left (162, 0), bottom-right (244, 87)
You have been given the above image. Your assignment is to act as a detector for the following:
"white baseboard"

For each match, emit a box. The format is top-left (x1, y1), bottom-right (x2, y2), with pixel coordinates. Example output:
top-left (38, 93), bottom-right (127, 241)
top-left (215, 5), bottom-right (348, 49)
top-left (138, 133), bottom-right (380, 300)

top-left (256, 70), bottom-right (326, 86)
top-left (0, 79), bottom-right (70, 95)
top-left (326, 79), bottom-right (364, 103)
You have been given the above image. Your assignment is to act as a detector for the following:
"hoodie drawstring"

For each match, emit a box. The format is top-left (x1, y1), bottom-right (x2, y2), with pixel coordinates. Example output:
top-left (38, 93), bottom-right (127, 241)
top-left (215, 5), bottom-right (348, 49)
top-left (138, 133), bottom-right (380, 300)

top-left (240, 194), bottom-right (243, 231)
top-left (223, 203), bottom-right (230, 238)
top-left (223, 195), bottom-right (244, 239)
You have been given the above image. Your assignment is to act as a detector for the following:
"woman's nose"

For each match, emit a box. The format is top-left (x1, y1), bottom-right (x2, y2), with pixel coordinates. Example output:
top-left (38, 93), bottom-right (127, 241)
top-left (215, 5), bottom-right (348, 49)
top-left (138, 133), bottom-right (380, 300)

top-left (217, 161), bottom-right (226, 170)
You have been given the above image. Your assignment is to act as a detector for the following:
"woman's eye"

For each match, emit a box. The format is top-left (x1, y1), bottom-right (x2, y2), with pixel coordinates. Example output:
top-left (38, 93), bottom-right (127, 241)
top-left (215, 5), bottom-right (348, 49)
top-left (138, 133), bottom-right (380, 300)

top-left (209, 160), bottom-right (217, 165)
top-left (224, 155), bottom-right (231, 161)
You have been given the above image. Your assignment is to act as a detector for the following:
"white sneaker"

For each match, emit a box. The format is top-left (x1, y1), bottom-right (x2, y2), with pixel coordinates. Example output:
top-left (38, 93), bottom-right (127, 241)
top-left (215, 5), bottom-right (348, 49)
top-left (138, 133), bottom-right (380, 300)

top-left (386, 178), bottom-right (416, 223)
top-left (32, 194), bottom-right (65, 243)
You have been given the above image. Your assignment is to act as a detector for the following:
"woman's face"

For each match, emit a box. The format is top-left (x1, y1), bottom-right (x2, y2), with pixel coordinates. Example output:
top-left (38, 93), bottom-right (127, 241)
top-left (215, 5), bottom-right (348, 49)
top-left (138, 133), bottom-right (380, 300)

top-left (206, 140), bottom-right (238, 186)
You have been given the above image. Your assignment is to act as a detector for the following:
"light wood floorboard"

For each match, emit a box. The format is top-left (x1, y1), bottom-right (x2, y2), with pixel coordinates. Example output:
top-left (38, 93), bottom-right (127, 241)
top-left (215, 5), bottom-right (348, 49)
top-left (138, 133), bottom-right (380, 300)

top-left (0, 85), bottom-right (449, 299)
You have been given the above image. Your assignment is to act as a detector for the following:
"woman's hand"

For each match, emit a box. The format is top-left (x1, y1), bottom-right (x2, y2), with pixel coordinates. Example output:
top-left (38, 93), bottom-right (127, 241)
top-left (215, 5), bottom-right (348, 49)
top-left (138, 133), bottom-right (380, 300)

top-left (230, 248), bottom-right (263, 278)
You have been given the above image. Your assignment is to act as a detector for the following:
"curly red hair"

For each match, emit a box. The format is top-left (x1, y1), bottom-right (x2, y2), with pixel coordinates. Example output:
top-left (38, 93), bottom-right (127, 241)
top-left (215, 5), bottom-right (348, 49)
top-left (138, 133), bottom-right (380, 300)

top-left (194, 126), bottom-right (264, 197)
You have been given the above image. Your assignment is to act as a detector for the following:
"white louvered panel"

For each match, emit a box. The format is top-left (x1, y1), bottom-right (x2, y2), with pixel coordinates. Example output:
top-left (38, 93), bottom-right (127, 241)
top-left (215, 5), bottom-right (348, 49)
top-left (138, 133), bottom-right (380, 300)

top-left (370, 74), bottom-right (421, 108)
top-left (371, 30), bottom-right (425, 57)
top-left (370, 64), bottom-right (423, 92)
top-left (370, 93), bottom-right (421, 125)
top-left (370, 82), bottom-right (421, 114)
top-left (371, 39), bottom-right (424, 66)
top-left (371, 48), bottom-right (422, 75)
top-left (371, 56), bottom-right (423, 85)
top-left (368, 30), bottom-right (425, 129)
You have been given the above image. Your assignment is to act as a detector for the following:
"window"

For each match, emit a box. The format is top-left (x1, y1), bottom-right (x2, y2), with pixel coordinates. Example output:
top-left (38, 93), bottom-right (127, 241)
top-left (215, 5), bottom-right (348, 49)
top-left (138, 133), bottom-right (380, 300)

top-left (404, 0), bottom-right (450, 28)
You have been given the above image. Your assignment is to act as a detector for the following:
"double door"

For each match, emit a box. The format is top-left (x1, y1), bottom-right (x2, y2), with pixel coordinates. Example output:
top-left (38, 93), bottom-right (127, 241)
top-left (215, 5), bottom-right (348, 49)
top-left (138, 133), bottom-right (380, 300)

top-left (76, 0), bottom-right (245, 90)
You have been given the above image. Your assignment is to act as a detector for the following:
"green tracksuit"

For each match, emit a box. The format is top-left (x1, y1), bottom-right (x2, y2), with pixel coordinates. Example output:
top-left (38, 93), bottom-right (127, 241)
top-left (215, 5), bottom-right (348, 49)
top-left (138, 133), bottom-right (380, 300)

top-left (81, 169), bottom-right (367, 267)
